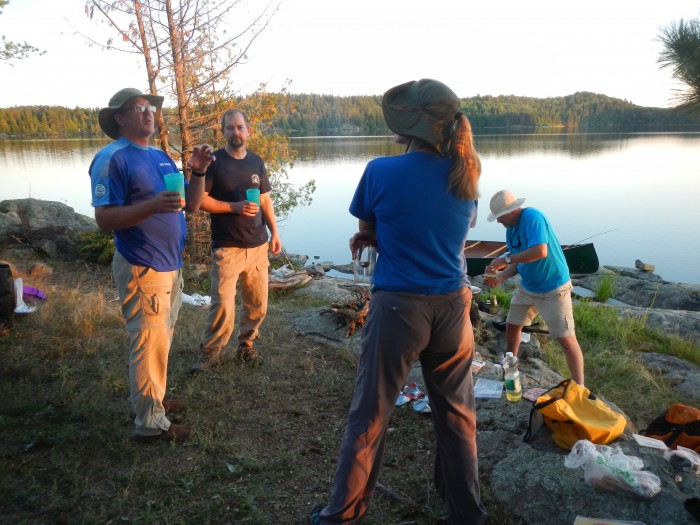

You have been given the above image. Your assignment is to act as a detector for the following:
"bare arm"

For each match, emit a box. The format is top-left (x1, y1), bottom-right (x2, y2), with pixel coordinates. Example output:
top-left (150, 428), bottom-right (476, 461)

top-left (184, 144), bottom-right (216, 213)
top-left (200, 193), bottom-right (242, 214)
top-left (485, 243), bottom-right (548, 287)
top-left (184, 174), bottom-right (205, 213)
top-left (349, 219), bottom-right (377, 260)
top-left (492, 243), bottom-right (548, 271)
top-left (94, 192), bottom-right (182, 231)
top-left (260, 192), bottom-right (282, 255)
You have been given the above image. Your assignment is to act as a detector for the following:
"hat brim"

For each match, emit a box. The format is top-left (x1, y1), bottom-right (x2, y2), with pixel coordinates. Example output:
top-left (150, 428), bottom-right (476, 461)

top-left (487, 198), bottom-right (525, 222)
top-left (381, 79), bottom-right (460, 149)
top-left (98, 94), bottom-right (164, 140)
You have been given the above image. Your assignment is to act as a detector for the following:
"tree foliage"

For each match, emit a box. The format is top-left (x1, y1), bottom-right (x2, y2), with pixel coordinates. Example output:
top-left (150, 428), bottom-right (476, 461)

top-left (81, 0), bottom-right (314, 248)
top-left (0, 0), bottom-right (45, 62)
top-left (3, 92), bottom-right (700, 139)
top-left (272, 92), bottom-right (700, 135)
top-left (658, 16), bottom-right (700, 115)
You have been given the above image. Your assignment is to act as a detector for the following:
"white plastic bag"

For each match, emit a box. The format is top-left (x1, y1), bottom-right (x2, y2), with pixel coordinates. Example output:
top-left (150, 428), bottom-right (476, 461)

top-left (474, 378), bottom-right (503, 399)
top-left (565, 439), bottom-right (661, 498)
top-left (13, 278), bottom-right (37, 314)
top-left (664, 445), bottom-right (700, 474)
top-left (181, 292), bottom-right (211, 307)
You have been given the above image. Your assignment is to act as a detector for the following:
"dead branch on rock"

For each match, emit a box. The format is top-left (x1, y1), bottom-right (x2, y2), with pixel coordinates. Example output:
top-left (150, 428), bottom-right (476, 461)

top-left (321, 286), bottom-right (371, 337)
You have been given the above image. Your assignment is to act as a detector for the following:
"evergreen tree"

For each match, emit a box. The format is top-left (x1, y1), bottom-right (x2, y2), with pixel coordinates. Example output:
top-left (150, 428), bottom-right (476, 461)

top-left (659, 15), bottom-right (700, 115)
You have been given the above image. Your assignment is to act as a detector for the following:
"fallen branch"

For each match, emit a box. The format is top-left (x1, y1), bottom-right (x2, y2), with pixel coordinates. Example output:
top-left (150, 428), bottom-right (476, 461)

top-left (269, 271), bottom-right (313, 291)
top-left (320, 286), bottom-right (370, 336)
top-left (376, 482), bottom-right (418, 509)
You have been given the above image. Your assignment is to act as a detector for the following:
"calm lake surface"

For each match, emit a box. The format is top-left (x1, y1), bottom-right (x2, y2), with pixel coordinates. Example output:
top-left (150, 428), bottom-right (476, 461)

top-left (1, 133), bottom-right (699, 285)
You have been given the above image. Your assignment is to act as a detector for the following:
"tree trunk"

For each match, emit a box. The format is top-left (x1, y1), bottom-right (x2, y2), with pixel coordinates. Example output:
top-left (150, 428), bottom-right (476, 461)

top-left (133, 0), bottom-right (171, 156)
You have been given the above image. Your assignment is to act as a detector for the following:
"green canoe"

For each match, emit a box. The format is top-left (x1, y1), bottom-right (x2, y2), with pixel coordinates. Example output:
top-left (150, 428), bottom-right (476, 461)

top-left (464, 240), bottom-right (599, 277)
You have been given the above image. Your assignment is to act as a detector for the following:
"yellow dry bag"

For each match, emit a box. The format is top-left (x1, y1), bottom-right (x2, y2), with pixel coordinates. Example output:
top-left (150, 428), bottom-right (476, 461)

top-left (524, 379), bottom-right (627, 450)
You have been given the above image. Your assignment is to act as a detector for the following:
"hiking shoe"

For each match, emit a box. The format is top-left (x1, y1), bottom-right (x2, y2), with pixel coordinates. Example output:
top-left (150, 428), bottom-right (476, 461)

top-left (236, 343), bottom-right (263, 366)
top-left (162, 399), bottom-right (186, 413)
top-left (189, 351), bottom-right (220, 374)
top-left (309, 503), bottom-right (325, 525)
top-left (133, 424), bottom-right (191, 443)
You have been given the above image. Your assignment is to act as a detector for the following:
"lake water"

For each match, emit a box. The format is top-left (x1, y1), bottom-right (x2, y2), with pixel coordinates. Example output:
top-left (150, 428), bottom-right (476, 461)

top-left (1, 133), bottom-right (699, 284)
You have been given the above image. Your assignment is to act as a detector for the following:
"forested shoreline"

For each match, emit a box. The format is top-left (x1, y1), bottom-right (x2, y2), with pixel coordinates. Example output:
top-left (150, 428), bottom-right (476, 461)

top-left (2, 91), bottom-right (700, 138)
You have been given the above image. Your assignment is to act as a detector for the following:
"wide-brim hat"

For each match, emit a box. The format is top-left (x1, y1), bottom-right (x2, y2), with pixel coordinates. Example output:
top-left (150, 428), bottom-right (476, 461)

top-left (487, 190), bottom-right (526, 221)
top-left (98, 88), bottom-right (164, 139)
top-left (381, 79), bottom-right (460, 150)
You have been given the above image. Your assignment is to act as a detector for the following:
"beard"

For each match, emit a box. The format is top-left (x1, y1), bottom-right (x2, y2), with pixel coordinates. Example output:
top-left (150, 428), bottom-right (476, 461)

top-left (227, 136), bottom-right (244, 149)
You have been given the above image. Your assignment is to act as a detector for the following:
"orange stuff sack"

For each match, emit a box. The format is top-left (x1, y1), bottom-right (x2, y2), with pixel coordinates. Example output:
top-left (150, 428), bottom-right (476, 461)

top-left (641, 403), bottom-right (700, 452)
top-left (524, 379), bottom-right (627, 451)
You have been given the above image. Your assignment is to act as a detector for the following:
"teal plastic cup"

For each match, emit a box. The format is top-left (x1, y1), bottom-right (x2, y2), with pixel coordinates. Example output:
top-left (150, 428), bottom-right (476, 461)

top-left (163, 172), bottom-right (185, 209)
top-left (246, 188), bottom-right (260, 206)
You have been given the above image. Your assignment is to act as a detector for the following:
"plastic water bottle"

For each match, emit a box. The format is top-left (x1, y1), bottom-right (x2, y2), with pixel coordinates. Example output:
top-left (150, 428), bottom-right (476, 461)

top-left (503, 352), bottom-right (522, 402)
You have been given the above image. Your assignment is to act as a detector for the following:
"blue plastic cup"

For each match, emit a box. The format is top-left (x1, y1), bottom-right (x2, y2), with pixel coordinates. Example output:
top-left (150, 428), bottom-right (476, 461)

top-left (246, 188), bottom-right (260, 206)
top-left (163, 172), bottom-right (185, 210)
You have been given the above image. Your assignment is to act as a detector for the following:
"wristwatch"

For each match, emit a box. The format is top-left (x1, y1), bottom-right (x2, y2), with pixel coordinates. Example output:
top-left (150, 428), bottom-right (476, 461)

top-left (505, 254), bottom-right (512, 265)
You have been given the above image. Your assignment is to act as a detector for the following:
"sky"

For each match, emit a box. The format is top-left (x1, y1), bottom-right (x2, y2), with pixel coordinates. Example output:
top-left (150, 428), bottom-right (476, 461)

top-left (1, 0), bottom-right (699, 109)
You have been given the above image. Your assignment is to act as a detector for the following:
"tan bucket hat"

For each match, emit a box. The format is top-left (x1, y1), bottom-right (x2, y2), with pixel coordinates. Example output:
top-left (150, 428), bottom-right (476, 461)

top-left (487, 190), bottom-right (526, 221)
top-left (98, 88), bottom-right (164, 139)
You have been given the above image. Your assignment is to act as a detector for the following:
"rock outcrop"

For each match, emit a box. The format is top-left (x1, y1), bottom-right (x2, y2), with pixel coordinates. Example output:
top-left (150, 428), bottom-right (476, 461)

top-left (0, 199), bottom-right (96, 257)
top-left (290, 276), bottom-right (700, 525)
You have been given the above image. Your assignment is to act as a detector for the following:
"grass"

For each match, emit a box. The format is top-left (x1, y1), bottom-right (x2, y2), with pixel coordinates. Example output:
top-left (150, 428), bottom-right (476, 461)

top-left (487, 285), bottom-right (513, 312)
top-left (536, 302), bottom-right (694, 426)
top-left (593, 273), bottom-right (616, 303)
top-left (3, 259), bottom-right (522, 525)
top-left (0, 258), bottom-right (696, 524)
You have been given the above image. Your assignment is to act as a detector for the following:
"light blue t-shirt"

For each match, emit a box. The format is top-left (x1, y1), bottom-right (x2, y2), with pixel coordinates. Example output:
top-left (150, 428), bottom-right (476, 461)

top-left (349, 152), bottom-right (476, 294)
top-left (506, 207), bottom-right (569, 293)
top-left (89, 137), bottom-right (187, 271)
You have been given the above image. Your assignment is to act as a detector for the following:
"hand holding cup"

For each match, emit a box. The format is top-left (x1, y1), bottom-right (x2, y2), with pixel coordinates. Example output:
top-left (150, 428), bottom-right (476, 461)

top-left (163, 172), bottom-right (185, 210)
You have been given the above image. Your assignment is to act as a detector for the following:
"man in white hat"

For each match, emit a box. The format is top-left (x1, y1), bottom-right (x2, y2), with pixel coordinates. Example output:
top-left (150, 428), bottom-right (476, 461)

top-left (484, 190), bottom-right (585, 385)
top-left (89, 87), bottom-right (215, 442)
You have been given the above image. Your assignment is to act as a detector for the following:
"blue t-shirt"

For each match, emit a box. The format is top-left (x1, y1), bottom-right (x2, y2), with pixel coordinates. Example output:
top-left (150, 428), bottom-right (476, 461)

top-left (89, 137), bottom-right (187, 271)
top-left (506, 207), bottom-right (569, 293)
top-left (349, 152), bottom-right (476, 294)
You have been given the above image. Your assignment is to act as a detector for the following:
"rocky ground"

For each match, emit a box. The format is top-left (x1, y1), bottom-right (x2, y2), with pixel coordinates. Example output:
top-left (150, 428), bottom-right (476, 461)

top-left (287, 271), bottom-right (699, 525)
top-left (2, 198), bottom-right (699, 524)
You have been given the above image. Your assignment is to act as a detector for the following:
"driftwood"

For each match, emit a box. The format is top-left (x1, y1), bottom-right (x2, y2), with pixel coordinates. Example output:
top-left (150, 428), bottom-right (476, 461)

top-left (321, 286), bottom-right (370, 337)
top-left (269, 270), bottom-right (313, 290)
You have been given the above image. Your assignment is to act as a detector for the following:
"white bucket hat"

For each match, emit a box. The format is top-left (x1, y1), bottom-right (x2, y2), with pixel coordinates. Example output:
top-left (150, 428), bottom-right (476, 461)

top-left (487, 190), bottom-right (526, 222)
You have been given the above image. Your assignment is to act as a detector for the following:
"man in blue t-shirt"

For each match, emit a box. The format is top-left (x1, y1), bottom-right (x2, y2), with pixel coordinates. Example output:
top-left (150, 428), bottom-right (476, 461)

top-left (485, 190), bottom-right (585, 385)
top-left (89, 87), bottom-right (214, 443)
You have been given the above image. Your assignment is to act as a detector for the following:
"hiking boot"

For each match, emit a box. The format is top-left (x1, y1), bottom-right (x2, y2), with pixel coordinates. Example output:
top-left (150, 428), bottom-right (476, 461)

top-left (133, 424), bottom-right (191, 443)
top-left (162, 399), bottom-right (186, 413)
top-left (189, 351), bottom-right (220, 374)
top-left (309, 503), bottom-right (325, 525)
top-left (236, 342), bottom-right (263, 366)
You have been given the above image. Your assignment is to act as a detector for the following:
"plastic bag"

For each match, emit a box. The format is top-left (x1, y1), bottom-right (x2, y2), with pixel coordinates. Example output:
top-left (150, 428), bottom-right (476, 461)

top-left (565, 439), bottom-right (661, 498)
top-left (664, 445), bottom-right (700, 474)
top-left (474, 378), bottom-right (503, 399)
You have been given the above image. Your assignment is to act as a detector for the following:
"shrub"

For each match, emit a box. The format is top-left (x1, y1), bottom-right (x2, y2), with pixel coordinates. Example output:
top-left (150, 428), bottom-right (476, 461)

top-left (78, 230), bottom-right (115, 265)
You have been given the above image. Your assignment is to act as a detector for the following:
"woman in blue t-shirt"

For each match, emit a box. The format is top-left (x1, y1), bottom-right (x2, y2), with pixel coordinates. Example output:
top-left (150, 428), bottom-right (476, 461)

top-left (312, 79), bottom-right (488, 525)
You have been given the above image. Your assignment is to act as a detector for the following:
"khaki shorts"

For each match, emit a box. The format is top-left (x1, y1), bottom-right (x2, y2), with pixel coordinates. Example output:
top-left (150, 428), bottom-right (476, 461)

top-left (506, 281), bottom-right (575, 338)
